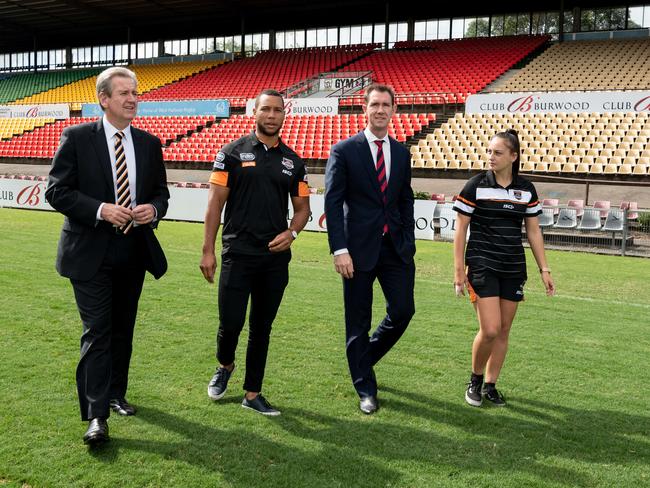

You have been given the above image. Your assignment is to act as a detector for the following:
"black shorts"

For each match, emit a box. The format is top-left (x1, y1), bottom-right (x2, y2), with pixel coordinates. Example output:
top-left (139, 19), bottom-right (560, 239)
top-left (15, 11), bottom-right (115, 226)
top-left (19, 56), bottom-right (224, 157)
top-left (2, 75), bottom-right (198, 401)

top-left (467, 268), bottom-right (526, 303)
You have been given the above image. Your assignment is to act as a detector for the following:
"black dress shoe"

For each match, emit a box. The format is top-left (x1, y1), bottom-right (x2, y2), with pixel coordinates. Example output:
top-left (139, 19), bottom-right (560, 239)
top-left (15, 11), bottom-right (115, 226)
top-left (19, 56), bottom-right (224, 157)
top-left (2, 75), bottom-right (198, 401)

top-left (83, 418), bottom-right (109, 445)
top-left (110, 398), bottom-right (136, 416)
top-left (359, 395), bottom-right (379, 414)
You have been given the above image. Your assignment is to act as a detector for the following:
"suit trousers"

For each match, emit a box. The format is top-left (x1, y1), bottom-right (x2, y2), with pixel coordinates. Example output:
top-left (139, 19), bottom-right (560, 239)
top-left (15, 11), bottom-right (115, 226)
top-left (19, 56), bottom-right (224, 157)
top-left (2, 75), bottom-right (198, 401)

top-left (343, 234), bottom-right (415, 398)
top-left (216, 251), bottom-right (290, 393)
top-left (70, 231), bottom-right (145, 421)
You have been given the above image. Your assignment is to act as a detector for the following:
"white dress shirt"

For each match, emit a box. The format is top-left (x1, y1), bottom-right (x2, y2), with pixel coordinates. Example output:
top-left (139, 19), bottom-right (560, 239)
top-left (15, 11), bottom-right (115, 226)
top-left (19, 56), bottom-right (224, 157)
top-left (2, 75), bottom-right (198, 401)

top-left (96, 115), bottom-right (138, 220)
top-left (333, 129), bottom-right (391, 256)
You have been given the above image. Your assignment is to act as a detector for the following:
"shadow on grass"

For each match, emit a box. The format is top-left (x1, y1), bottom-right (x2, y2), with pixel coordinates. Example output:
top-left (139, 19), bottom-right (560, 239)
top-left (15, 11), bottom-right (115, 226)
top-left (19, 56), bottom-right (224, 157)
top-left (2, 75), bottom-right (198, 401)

top-left (85, 388), bottom-right (650, 487)
top-left (91, 406), bottom-right (400, 487)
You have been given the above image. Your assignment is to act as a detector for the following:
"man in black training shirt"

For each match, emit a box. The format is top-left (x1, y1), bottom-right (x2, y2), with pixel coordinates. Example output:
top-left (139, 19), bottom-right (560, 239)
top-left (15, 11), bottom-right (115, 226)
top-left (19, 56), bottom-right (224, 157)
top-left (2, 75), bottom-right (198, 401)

top-left (200, 89), bottom-right (310, 416)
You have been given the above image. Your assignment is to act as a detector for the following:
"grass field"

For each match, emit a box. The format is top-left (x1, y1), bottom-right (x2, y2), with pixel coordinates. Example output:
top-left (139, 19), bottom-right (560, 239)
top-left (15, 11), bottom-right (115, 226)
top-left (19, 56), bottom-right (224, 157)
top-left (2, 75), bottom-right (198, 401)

top-left (0, 207), bottom-right (648, 488)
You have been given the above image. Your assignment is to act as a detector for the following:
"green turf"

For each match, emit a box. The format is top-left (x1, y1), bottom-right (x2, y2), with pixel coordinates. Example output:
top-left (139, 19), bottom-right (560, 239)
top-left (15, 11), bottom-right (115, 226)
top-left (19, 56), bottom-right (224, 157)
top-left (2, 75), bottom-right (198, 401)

top-left (0, 208), bottom-right (648, 488)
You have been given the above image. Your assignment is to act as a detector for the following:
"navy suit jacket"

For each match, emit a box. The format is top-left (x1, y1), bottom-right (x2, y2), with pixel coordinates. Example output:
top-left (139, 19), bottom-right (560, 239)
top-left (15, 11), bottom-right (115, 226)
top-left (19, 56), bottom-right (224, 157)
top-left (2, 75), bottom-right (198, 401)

top-left (46, 119), bottom-right (169, 281)
top-left (324, 131), bottom-right (415, 272)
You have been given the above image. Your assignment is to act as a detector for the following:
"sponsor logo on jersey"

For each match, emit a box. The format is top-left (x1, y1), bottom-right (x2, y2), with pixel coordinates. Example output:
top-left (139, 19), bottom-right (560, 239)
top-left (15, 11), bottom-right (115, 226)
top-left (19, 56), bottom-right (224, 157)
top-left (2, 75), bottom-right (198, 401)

top-left (503, 203), bottom-right (514, 209)
top-left (215, 151), bottom-right (226, 163)
top-left (213, 161), bottom-right (225, 170)
top-left (242, 161), bottom-right (256, 168)
top-left (282, 169), bottom-right (293, 176)
top-left (240, 152), bottom-right (255, 161)
top-left (281, 157), bottom-right (294, 169)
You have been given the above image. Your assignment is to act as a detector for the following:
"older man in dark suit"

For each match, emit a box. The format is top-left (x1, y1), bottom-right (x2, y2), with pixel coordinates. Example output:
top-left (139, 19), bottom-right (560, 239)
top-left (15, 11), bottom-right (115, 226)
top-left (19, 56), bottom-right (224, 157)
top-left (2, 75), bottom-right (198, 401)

top-left (46, 67), bottom-right (169, 445)
top-left (325, 83), bottom-right (416, 414)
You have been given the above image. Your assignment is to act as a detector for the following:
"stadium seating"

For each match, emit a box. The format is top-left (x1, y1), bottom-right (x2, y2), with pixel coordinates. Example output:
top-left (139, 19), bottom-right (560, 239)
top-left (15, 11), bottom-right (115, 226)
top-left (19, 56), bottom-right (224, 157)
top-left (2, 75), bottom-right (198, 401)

top-left (164, 113), bottom-right (435, 162)
top-left (340, 35), bottom-right (549, 104)
top-left (0, 116), bottom-right (213, 159)
top-left (0, 68), bottom-right (102, 104)
top-left (141, 45), bottom-right (379, 107)
top-left (490, 38), bottom-right (650, 92)
top-left (0, 118), bottom-right (55, 140)
top-left (11, 61), bottom-right (222, 110)
top-left (413, 111), bottom-right (650, 175)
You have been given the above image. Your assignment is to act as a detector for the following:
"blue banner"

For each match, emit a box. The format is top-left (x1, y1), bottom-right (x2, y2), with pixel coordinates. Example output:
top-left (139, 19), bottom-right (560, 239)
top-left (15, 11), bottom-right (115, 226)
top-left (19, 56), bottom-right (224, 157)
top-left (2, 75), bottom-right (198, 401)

top-left (81, 99), bottom-right (230, 118)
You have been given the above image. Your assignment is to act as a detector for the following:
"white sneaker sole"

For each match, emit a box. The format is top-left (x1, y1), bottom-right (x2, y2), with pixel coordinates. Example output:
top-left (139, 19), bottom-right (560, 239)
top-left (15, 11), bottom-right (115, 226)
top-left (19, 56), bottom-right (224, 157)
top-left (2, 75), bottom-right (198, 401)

top-left (207, 387), bottom-right (227, 401)
top-left (465, 391), bottom-right (482, 407)
top-left (241, 404), bottom-right (281, 416)
top-left (207, 366), bottom-right (235, 401)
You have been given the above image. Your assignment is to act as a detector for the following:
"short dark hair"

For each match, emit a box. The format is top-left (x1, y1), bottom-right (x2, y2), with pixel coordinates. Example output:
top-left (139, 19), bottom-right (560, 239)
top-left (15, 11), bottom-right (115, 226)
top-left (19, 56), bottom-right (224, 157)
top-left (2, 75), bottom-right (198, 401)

top-left (494, 129), bottom-right (521, 177)
top-left (255, 89), bottom-right (284, 108)
top-left (364, 83), bottom-right (396, 106)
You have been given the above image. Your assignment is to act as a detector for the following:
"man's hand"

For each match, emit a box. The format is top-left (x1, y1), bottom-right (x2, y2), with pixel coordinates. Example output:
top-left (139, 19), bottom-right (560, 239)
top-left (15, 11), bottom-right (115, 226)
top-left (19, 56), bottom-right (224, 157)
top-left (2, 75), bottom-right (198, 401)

top-left (200, 252), bottom-right (218, 283)
top-left (132, 204), bottom-right (156, 225)
top-left (268, 230), bottom-right (293, 253)
top-left (101, 203), bottom-right (133, 226)
top-left (334, 252), bottom-right (354, 279)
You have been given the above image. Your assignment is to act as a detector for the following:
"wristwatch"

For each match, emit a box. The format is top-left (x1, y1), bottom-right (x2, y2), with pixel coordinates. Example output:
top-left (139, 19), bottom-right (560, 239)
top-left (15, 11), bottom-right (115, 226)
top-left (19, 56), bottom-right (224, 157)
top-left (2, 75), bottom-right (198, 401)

top-left (290, 230), bottom-right (298, 240)
top-left (539, 268), bottom-right (551, 273)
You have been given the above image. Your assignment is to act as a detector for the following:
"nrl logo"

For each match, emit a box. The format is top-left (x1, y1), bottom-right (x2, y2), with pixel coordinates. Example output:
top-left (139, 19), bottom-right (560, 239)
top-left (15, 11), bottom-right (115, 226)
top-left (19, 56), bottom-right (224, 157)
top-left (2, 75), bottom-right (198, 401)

top-left (240, 152), bottom-right (255, 161)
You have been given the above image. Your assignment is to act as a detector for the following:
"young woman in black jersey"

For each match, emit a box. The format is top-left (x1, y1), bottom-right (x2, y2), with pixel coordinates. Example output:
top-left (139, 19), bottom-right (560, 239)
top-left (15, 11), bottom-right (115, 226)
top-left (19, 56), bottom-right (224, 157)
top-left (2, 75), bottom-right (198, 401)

top-left (453, 129), bottom-right (555, 407)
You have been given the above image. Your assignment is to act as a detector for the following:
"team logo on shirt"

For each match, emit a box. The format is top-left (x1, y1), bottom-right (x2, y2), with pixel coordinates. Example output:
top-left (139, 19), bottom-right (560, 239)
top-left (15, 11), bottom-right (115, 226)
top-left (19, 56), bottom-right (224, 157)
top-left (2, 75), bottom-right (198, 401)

top-left (212, 152), bottom-right (226, 170)
top-left (281, 157), bottom-right (294, 169)
top-left (513, 190), bottom-right (522, 200)
top-left (239, 152), bottom-right (255, 161)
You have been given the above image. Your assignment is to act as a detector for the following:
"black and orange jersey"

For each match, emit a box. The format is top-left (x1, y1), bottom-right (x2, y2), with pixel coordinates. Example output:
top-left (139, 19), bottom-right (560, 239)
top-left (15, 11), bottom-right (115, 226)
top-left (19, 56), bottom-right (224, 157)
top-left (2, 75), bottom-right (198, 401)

top-left (453, 170), bottom-right (541, 275)
top-left (209, 131), bottom-right (310, 256)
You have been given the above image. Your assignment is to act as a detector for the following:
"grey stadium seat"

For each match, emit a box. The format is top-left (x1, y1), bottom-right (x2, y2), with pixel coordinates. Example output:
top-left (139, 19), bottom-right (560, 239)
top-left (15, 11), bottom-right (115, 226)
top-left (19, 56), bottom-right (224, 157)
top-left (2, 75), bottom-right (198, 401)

top-left (538, 207), bottom-right (555, 228)
top-left (553, 208), bottom-right (578, 229)
top-left (577, 208), bottom-right (602, 231)
top-left (602, 209), bottom-right (625, 232)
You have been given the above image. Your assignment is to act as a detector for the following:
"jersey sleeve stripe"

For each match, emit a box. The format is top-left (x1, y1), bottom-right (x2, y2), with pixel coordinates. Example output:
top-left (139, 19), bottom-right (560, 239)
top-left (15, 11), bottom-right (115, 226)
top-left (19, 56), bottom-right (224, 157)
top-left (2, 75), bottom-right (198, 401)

top-left (209, 171), bottom-right (228, 187)
top-left (453, 200), bottom-right (475, 214)
top-left (456, 195), bottom-right (476, 207)
top-left (297, 182), bottom-right (310, 197)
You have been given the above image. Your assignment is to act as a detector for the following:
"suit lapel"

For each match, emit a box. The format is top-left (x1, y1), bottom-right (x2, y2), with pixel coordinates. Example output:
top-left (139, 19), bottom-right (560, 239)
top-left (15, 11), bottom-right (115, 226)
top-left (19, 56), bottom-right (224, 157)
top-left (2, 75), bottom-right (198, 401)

top-left (386, 138), bottom-right (401, 201)
top-left (132, 127), bottom-right (145, 198)
top-left (355, 132), bottom-right (382, 199)
top-left (90, 120), bottom-right (115, 201)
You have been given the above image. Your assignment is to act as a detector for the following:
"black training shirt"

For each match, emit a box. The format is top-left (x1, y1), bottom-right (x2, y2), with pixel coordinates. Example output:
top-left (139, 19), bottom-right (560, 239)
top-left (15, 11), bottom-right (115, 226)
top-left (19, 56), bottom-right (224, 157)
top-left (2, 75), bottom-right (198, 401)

top-left (453, 170), bottom-right (541, 275)
top-left (209, 132), bottom-right (310, 255)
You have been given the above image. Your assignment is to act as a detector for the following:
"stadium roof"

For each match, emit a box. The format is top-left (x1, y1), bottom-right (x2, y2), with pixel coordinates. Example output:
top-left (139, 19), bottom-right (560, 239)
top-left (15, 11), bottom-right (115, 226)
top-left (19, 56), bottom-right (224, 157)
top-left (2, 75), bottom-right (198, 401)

top-left (0, 0), bottom-right (621, 54)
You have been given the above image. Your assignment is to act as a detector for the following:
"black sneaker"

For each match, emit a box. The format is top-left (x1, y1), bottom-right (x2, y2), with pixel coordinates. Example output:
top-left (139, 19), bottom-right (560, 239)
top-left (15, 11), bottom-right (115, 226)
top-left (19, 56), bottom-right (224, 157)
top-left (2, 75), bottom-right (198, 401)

top-left (241, 394), bottom-right (281, 416)
top-left (207, 365), bottom-right (234, 400)
top-left (483, 385), bottom-right (506, 407)
top-left (465, 379), bottom-right (483, 407)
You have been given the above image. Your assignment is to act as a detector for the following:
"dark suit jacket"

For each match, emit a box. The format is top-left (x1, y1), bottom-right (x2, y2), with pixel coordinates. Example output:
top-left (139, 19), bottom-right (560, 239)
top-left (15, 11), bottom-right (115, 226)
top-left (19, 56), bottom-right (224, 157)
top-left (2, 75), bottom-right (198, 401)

top-left (324, 131), bottom-right (415, 272)
top-left (46, 119), bottom-right (170, 281)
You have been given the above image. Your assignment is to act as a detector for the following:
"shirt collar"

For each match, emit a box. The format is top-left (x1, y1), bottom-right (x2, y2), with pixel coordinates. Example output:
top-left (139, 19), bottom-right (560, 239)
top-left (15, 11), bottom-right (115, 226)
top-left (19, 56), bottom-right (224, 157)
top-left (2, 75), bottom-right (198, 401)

top-left (103, 115), bottom-right (132, 141)
top-left (250, 131), bottom-right (282, 151)
top-left (364, 127), bottom-right (389, 146)
top-left (486, 170), bottom-right (520, 189)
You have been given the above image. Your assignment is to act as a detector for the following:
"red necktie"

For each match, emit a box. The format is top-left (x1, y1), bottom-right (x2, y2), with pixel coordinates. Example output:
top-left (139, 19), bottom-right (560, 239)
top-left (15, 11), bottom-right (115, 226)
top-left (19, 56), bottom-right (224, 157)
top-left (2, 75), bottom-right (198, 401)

top-left (374, 140), bottom-right (389, 234)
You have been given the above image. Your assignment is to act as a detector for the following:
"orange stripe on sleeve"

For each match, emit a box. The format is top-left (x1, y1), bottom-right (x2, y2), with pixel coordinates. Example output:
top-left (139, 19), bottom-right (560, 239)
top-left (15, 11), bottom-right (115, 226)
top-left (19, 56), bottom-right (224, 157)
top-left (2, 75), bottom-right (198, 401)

top-left (456, 195), bottom-right (476, 207)
top-left (209, 171), bottom-right (228, 187)
top-left (527, 200), bottom-right (539, 207)
top-left (298, 182), bottom-right (310, 197)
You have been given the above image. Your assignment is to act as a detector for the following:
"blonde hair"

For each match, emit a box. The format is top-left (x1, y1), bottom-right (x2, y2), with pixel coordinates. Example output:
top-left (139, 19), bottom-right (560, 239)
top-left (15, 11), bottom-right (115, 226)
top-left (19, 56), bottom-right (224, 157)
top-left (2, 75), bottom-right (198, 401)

top-left (96, 67), bottom-right (137, 98)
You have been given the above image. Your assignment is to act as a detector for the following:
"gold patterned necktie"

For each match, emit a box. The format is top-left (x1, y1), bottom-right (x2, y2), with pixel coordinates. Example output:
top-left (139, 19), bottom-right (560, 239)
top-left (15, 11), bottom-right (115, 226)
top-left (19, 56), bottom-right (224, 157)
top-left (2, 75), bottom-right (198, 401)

top-left (114, 131), bottom-right (134, 234)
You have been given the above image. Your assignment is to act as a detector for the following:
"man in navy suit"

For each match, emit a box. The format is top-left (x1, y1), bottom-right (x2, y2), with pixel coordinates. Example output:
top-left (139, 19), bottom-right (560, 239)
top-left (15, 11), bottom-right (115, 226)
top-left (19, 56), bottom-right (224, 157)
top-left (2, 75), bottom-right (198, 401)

top-left (325, 83), bottom-right (415, 414)
top-left (46, 67), bottom-right (169, 445)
